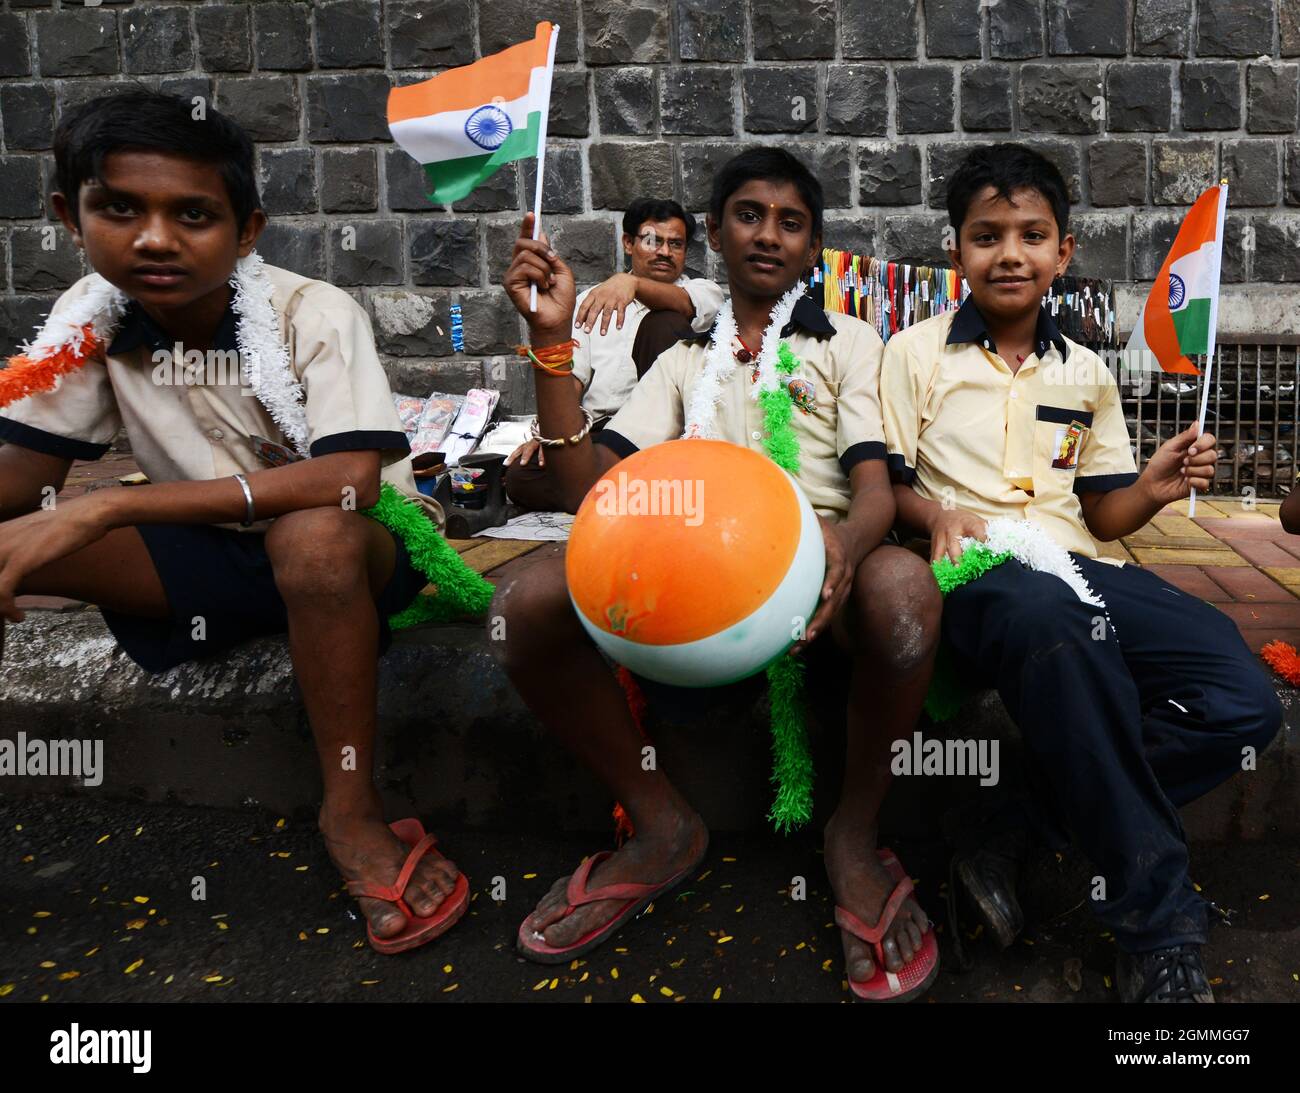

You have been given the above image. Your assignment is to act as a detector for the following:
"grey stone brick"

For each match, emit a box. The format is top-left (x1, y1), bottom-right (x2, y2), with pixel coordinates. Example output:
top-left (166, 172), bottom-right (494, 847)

top-left (925, 0), bottom-right (981, 59)
top-left (35, 11), bottom-right (119, 77)
top-left (1181, 62), bottom-right (1242, 130)
top-left (306, 75), bottom-right (391, 142)
top-left (550, 70), bottom-right (591, 138)
top-left (257, 223), bottom-right (327, 279)
top-left (1222, 141), bottom-right (1281, 207)
top-left (1284, 0), bottom-right (1300, 56)
top-left (253, 3), bottom-right (313, 71)
top-left (1021, 139), bottom-right (1084, 202)
top-left (449, 162), bottom-right (520, 213)
top-left (329, 220), bottom-right (404, 286)
top-left (1106, 63), bottom-right (1172, 132)
top-left (582, 0), bottom-right (670, 65)
top-left (743, 67), bottom-right (818, 133)
top-left (842, 0), bottom-right (918, 60)
top-left (927, 143), bottom-right (978, 211)
top-left (0, 84), bottom-right (56, 151)
top-left (0, 296), bottom-right (59, 359)
top-left (1046, 0), bottom-right (1126, 55)
top-left (1134, 0), bottom-right (1191, 56)
top-left (521, 144), bottom-right (587, 214)
top-left (315, 1), bottom-right (384, 69)
top-left (458, 288), bottom-right (524, 354)
top-left (57, 79), bottom-right (133, 118)
top-left (961, 64), bottom-right (1013, 131)
top-left (1220, 215), bottom-right (1248, 283)
top-left (1132, 213), bottom-right (1182, 278)
top-left (822, 215), bottom-right (879, 257)
top-left (752, 0), bottom-right (835, 60)
top-left (1251, 216), bottom-right (1300, 281)
top-left (386, 149), bottom-right (435, 211)
top-left (680, 141), bottom-right (759, 209)
top-left (778, 140), bottom-right (850, 208)
top-left (590, 142), bottom-right (673, 208)
top-left (595, 68), bottom-right (655, 136)
top-left (370, 289), bottom-right (454, 359)
top-left (991, 0), bottom-right (1044, 59)
top-left (195, 5), bottom-right (251, 73)
top-left (157, 77), bottom-right (213, 107)
top-left (1196, 0), bottom-right (1273, 57)
top-left (1018, 64), bottom-right (1102, 134)
top-left (662, 67), bottom-right (735, 136)
top-left (319, 149), bottom-right (378, 213)
top-left (387, 0), bottom-right (475, 69)
top-left (0, 156), bottom-right (45, 218)
top-left (1089, 140), bottom-right (1147, 206)
top-left (257, 148), bottom-right (317, 216)
top-left (858, 142), bottom-right (922, 206)
top-left (1151, 140), bottom-right (1217, 205)
top-left (122, 6), bottom-right (193, 75)
top-left (826, 64), bottom-right (889, 137)
top-left (881, 213), bottom-right (949, 263)
top-left (677, 0), bottom-right (746, 62)
top-left (0, 13), bottom-right (31, 77)
top-left (1287, 140), bottom-right (1300, 204)
top-left (11, 226), bottom-right (83, 291)
top-left (479, 0), bottom-right (579, 63)
top-left (550, 217), bottom-right (619, 283)
top-left (215, 78), bottom-right (301, 142)
top-left (390, 357), bottom-right (485, 399)
top-left (1248, 64), bottom-right (1300, 134)
top-left (1069, 213), bottom-right (1130, 280)
top-left (896, 65), bottom-right (954, 134)
top-left (409, 219), bottom-right (479, 286)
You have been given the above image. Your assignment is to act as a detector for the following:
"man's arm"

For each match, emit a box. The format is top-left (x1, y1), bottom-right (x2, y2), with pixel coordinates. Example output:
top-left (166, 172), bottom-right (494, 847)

top-left (0, 444), bottom-right (72, 522)
top-left (575, 273), bottom-right (695, 336)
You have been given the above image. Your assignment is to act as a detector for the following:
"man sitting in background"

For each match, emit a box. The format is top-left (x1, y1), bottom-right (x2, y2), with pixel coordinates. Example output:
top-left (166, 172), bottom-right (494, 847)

top-left (504, 197), bottom-right (722, 510)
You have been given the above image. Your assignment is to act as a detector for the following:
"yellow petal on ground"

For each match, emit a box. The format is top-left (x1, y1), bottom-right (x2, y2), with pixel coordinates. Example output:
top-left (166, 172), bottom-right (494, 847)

top-left (14, 824), bottom-right (21, 831)
top-left (659, 986), bottom-right (674, 997)
top-left (294, 866), bottom-right (308, 872)
top-left (96, 835), bottom-right (110, 844)
top-left (57, 971), bottom-right (80, 981)
top-left (610, 967), bottom-right (619, 979)
top-left (39, 961), bottom-right (56, 968)
top-left (315, 928), bottom-right (329, 934)
top-left (132, 896), bottom-right (148, 904)
top-left (1193, 882), bottom-right (1202, 892)
top-left (124, 960), bottom-right (143, 974)
top-left (1013, 984), bottom-right (1023, 992)
top-left (21, 855), bottom-right (33, 863)
top-left (821, 959), bottom-right (832, 971)
top-left (275, 818), bottom-right (286, 829)
top-left (164, 975), bottom-right (174, 985)
top-left (712, 987), bottom-right (721, 1000)
top-left (134, 827), bottom-right (143, 836)
top-left (579, 972), bottom-right (589, 983)
top-left (1259, 894), bottom-right (1271, 901)
top-left (722, 857), bottom-right (737, 862)
top-left (360, 979), bottom-right (380, 986)
top-left (1103, 975), bottom-right (1112, 989)
top-left (630, 993), bottom-right (645, 1003)
top-left (549, 978), bottom-right (558, 990)
top-left (84, 948), bottom-right (99, 957)
top-left (203, 974), bottom-right (223, 983)
top-left (274, 852), bottom-right (291, 859)
top-left (718, 935), bottom-right (733, 944)
top-left (795, 941), bottom-right (806, 950)
top-left (532, 978), bottom-right (548, 991)
top-left (297, 932), bottom-right (308, 941)
top-left (443, 964), bottom-right (453, 974)
top-left (442, 983), bottom-right (459, 993)
top-left (125, 919), bottom-right (146, 930)
top-left (25, 928), bottom-right (36, 936)
top-left (216, 922), bottom-right (228, 930)
top-left (33, 911), bottom-right (51, 918)
top-left (0, 984), bottom-right (13, 997)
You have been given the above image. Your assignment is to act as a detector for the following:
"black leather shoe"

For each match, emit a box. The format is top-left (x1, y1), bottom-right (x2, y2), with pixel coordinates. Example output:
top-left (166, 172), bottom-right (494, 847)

top-left (952, 827), bottom-right (1026, 949)
top-left (1116, 944), bottom-right (1215, 1003)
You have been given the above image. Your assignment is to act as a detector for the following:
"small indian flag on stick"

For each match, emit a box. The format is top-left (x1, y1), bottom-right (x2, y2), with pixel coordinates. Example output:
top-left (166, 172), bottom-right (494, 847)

top-left (1122, 183), bottom-right (1227, 376)
top-left (387, 22), bottom-right (557, 205)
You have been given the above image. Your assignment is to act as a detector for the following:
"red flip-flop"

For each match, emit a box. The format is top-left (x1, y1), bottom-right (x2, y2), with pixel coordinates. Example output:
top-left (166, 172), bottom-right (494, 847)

top-left (516, 850), bottom-right (700, 965)
top-left (835, 847), bottom-right (940, 1002)
top-left (346, 818), bottom-right (470, 955)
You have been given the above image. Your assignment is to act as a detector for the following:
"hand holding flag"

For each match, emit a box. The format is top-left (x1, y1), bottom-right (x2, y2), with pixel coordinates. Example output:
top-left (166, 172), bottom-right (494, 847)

top-left (1137, 423), bottom-right (1220, 507)
top-left (504, 213), bottom-right (576, 341)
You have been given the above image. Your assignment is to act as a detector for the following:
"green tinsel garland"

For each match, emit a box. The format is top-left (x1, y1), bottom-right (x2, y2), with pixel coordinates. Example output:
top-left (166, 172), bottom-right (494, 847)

top-left (362, 482), bottom-right (495, 629)
top-left (923, 542), bottom-right (1011, 721)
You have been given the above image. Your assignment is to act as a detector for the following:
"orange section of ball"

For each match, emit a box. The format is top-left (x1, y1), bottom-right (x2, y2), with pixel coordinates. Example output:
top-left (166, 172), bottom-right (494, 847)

top-left (567, 439), bottom-right (803, 646)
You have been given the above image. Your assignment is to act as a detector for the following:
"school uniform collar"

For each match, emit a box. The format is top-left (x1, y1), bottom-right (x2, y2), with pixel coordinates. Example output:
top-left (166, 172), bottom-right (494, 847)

top-left (689, 291), bottom-right (834, 344)
top-left (946, 295), bottom-right (1069, 361)
top-left (107, 297), bottom-right (239, 355)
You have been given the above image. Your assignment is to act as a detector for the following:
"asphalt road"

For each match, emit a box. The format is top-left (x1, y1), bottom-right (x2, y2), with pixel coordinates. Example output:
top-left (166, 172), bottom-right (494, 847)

top-left (1, 797), bottom-right (1296, 1004)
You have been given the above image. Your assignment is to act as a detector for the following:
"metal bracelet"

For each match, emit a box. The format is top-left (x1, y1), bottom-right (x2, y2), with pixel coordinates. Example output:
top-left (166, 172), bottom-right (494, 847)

top-left (528, 407), bottom-right (596, 448)
top-left (232, 473), bottom-right (256, 527)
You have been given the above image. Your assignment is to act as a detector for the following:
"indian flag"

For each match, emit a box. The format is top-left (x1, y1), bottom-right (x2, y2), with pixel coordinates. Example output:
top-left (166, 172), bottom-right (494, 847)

top-left (1123, 184), bottom-right (1227, 375)
top-left (387, 22), bottom-right (557, 205)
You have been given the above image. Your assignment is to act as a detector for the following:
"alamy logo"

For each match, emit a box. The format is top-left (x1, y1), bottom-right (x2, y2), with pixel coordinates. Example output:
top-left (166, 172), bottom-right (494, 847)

top-left (592, 471), bottom-right (705, 527)
top-left (50, 1025), bottom-right (151, 1073)
top-left (890, 731), bottom-right (1000, 787)
top-left (0, 733), bottom-right (103, 787)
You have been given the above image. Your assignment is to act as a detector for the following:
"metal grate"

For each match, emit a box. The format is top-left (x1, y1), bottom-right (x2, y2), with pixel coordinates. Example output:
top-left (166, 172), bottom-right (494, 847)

top-left (1121, 339), bottom-right (1300, 500)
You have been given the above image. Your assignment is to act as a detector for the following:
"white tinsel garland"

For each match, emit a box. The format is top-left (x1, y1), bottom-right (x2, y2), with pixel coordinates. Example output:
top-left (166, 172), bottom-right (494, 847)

top-left (958, 517), bottom-right (1107, 610)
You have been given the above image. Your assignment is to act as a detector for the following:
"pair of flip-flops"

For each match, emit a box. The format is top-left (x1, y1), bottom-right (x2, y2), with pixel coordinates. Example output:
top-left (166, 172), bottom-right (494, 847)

top-left (345, 818), bottom-right (470, 955)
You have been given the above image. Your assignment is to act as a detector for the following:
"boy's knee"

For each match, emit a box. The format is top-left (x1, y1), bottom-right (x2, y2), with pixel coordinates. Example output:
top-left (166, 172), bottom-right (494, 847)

top-left (266, 508), bottom-right (371, 603)
top-left (487, 557), bottom-right (578, 669)
top-left (848, 546), bottom-right (941, 672)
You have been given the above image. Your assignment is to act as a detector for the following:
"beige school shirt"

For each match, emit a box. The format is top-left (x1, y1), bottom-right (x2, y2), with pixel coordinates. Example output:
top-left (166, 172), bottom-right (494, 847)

top-left (571, 276), bottom-right (725, 420)
top-left (880, 296), bottom-right (1138, 559)
top-left (0, 263), bottom-right (443, 531)
top-left (594, 295), bottom-right (887, 521)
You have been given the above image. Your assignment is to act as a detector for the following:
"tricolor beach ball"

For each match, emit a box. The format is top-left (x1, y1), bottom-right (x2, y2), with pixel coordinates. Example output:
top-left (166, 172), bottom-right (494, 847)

top-left (566, 439), bottom-right (826, 687)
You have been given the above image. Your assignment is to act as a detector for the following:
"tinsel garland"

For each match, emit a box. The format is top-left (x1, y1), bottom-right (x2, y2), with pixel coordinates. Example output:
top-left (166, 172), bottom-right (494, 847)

top-left (362, 482), bottom-right (495, 628)
top-left (1260, 639), bottom-right (1300, 687)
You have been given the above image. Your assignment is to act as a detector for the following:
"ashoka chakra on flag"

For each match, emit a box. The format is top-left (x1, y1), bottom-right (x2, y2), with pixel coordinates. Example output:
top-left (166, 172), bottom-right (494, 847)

top-left (465, 104), bottom-right (513, 150)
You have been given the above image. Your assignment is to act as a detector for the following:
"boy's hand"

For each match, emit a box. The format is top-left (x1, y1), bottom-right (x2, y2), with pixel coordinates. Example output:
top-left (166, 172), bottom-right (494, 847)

top-left (930, 508), bottom-right (988, 564)
top-left (793, 518), bottom-right (858, 652)
top-left (505, 438), bottom-right (544, 468)
top-left (0, 495), bottom-right (112, 621)
top-left (504, 212), bottom-right (576, 345)
top-left (576, 273), bottom-right (637, 335)
top-left (1139, 423), bottom-right (1218, 505)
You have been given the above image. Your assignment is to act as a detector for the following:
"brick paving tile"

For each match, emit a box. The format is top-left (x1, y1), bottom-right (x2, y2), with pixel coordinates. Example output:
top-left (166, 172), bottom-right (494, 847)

top-left (1200, 566), bottom-right (1298, 602)
top-left (1150, 514), bottom-right (1216, 539)
top-left (1213, 601), bottom-right (1300, 629)
top-left (1274, 537), bottom-right (1300, 563)
top-left (1207, 500), bottom-right (1281, 517)
top-left (1193, 517), bottom-right (1293, 541)
top-left (1226, 539), bottom-right (1300, 568)
top-left (1239, 628), bottom-right (1300, 656)
top-left (1128, 546), bottom-right (1249, 566)
top-left (1263, 567), bottom-right (1300, 592)
top-left (1143, 564), bottom-right (1227, 601)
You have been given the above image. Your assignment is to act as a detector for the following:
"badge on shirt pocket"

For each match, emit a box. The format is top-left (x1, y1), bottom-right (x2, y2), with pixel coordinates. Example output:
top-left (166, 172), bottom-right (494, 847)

top-left (787, 376), bottom-right (816, 414)
top-left (1033, 405), bottom-right (1093, 491)
top-left (1051, 420), bottom-right (1086, 469)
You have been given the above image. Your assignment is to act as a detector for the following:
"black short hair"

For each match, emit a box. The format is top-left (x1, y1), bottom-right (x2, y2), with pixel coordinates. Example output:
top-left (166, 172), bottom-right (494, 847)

top-left (946, 143), bottom-right (1070, 239)
top-left (622, 197), bottom-right (695, 244)
top-left (54, 89), bottom-right (261, 229)
top-left (709, 147), bottom-right (823, 241)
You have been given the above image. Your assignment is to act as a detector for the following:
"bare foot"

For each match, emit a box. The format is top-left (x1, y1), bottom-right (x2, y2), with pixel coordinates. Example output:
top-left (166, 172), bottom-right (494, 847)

top-left (320, 806), bottom-right (461, 940)
top-left (522, 808), bottom-right (708, 951)
top-left (824, 814), bottom-right (930, 984)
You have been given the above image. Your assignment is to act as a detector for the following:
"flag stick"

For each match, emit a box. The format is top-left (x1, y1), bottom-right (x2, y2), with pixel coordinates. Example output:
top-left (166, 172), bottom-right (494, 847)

top-left (528, 23), bottom-right (560, 313)
top-left (1188, 182), bottom-right (1228, 519)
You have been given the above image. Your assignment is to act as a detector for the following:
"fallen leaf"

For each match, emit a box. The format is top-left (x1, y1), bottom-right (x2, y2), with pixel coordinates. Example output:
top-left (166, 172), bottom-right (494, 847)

top-left (124, 960), bottom-right (143, 975)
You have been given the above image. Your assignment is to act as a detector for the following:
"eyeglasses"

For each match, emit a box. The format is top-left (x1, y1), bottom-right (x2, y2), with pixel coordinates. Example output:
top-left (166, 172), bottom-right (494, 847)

top-left (635, 232), bottom-right (686, 254)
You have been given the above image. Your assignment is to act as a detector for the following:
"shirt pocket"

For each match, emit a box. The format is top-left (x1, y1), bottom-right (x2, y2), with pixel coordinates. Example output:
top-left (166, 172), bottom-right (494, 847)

top-left (1032, 405), bottom-right (1094, 494)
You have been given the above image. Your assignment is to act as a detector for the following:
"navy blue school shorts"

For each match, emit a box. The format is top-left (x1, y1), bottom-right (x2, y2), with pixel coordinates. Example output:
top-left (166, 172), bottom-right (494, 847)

top-left (100, 522), bottom-right (429, 673)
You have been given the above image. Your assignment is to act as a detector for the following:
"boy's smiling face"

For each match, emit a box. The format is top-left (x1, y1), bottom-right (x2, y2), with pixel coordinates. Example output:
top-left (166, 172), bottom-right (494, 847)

top-left (707, 179), bottom-right (820, 301)
top-left (949, 184), bottom-right (1074, 324)
top-left (53, 149), bottom-right (264, 316)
